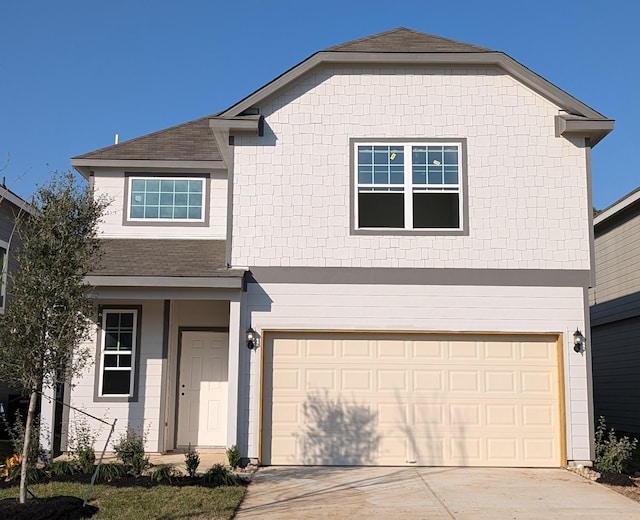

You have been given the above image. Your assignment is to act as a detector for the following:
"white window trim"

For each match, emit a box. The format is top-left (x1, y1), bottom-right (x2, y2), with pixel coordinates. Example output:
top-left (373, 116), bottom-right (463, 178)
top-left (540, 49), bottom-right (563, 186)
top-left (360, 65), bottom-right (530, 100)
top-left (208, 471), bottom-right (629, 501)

top-left (354, 141), bottom-right (463, 232)
top-left (127, 176), bottom-right (206, 223)
top-left (98, 309), bottom-right (138, 398)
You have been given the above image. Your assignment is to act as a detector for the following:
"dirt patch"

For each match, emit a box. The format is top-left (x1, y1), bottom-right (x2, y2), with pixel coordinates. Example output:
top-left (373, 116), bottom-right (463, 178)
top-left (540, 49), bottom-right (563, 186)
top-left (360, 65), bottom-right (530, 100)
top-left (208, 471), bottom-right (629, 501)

top-left (0, 496), bottom-right (98, 520)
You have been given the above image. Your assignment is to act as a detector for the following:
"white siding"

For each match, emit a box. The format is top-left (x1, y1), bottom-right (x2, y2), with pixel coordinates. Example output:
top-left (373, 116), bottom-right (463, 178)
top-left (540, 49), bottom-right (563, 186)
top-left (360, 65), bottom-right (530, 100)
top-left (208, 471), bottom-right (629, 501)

top-left (69, 300), bottom-right (165, 452)
top-left (240, 283), bottom-right (591, 463)
top-left (92, 169), bottom-right (227, 239)
top-left (232, 66), bottom-right (588, 270)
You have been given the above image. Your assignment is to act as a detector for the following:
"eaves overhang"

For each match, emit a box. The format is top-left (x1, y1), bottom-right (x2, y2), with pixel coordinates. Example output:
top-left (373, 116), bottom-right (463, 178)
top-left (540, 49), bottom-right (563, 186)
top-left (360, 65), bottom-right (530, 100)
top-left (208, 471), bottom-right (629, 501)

top-left (218, 50), bottom-right (612, 146)
top-left (72, 159), bottom-right (227, 178)
top-left (554, 114), bottom-right (614, 147)
top-left (209, 114), bottom-right (264, 136)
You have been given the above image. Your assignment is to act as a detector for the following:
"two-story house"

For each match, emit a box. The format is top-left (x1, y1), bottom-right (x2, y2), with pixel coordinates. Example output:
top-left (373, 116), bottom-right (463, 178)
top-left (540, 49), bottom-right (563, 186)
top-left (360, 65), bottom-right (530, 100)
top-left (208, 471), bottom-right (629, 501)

top-left (52, 28), bottom-right (612, 468)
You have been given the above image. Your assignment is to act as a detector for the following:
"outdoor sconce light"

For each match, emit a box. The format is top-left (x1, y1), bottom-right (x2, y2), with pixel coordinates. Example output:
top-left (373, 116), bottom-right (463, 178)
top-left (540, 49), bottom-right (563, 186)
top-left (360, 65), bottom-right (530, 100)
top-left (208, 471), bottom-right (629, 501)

top-left (573, 328), bottom-right (585, 353)
top-left (246, 327), bottom-right (259, 350)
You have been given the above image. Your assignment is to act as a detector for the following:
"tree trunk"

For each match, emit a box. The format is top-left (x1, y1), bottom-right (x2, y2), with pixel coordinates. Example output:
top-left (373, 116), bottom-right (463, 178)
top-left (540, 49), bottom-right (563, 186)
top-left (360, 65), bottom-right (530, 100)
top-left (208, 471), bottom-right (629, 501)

top-left (19, 390), bottom-right (38, 504)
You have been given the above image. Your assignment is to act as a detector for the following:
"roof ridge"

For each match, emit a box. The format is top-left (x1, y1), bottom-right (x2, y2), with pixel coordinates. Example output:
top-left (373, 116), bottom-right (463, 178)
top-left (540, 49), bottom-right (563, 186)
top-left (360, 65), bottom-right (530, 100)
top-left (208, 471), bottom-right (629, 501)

top-left (325, 27), bottom-right (410, 51)
top-left (325, 27), bottom-right (492, 53)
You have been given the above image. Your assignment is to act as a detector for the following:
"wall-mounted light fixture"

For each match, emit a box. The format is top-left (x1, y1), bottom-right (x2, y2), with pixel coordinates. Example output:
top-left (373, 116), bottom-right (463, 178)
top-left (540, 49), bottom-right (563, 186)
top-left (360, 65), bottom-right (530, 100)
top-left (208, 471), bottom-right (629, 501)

top-left (573, 328), bottom-right (585, 353)
top-left (246, 327), bottom-right (259, 350)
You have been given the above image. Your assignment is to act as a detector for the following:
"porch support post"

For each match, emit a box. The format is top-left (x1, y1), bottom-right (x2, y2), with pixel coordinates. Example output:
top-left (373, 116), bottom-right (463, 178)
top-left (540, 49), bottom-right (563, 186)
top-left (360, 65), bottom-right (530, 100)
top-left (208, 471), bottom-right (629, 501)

top-left (227, 297), bottom-right (241, 448)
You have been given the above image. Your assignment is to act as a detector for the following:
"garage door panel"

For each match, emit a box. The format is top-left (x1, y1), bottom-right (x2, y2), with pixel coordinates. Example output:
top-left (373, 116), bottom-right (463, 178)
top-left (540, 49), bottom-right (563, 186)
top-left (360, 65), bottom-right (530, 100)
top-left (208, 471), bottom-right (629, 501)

top-left (485, 371), bottom-right (517, 393)
top-left (450, 404), bottom-right (481, 426)
top-left (263, 333), bottom-right (561, 467)
top-left (377, 369), bottom-right (409, 391)
top-left (487, 438), bottom-right (518, 460)
top-left (486, 404), bottom-right (518, 427)
top-left (521, 371), bottom-right (554, 394)
top-left (414, 403), bottom-right (445, 425)
top-left (413, 370), bottom-right (444, 391)
top-left (306, 369), bottom-right (336, 390)
top-left (449, 341), bottom-right (480, 360)
top-left (449, 370), bottom-right (480, 392)
top-left (342, 369), bottom-right (372, 391)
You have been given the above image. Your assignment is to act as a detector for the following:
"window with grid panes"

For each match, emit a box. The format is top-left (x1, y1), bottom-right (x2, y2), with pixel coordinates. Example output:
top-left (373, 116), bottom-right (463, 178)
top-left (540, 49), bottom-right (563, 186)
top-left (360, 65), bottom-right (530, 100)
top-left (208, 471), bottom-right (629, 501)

top-left (355, 142), bottom-right (462, 230)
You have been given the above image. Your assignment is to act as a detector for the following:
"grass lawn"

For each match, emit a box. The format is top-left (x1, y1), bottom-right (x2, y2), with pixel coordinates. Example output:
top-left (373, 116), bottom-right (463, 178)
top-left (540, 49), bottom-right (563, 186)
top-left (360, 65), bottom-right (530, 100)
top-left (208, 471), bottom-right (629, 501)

top-left (0, 481), bottom-right (246, 519)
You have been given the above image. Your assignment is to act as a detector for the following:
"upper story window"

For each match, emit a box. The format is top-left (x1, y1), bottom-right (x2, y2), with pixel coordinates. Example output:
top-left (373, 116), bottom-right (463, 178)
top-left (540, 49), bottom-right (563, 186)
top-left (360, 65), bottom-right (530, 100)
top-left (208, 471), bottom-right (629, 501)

top-left (128, 177), bottom-right (205, 222)
top-left (353, 139), bottom-right (466, 234)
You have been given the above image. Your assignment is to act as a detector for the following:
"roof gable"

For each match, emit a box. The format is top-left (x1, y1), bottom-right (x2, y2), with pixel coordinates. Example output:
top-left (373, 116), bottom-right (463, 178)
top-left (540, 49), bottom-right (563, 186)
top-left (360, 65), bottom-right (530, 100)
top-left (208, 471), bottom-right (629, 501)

top-left (72, 27), bottom-right (613, 165)
top-left (326, 27), bottom-right (491, 53)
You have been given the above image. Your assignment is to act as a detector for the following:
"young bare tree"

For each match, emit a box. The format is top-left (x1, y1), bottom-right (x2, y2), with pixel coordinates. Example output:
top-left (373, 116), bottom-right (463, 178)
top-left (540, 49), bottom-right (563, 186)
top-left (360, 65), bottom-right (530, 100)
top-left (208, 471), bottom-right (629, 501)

top-left (0, 172), bottom-right (107, 503)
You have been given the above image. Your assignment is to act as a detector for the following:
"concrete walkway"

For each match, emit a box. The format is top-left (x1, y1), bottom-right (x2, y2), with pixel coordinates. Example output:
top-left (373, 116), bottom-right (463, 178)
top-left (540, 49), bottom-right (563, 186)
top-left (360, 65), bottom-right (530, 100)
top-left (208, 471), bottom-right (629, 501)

top-left (234, 466), bottom-right (640, 519)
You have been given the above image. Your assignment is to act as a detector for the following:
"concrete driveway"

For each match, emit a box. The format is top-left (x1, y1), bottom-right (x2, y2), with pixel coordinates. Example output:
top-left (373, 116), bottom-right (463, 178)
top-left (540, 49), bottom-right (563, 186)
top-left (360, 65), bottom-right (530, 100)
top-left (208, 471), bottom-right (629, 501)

top-left (234, 466), bottom-right (640, 519)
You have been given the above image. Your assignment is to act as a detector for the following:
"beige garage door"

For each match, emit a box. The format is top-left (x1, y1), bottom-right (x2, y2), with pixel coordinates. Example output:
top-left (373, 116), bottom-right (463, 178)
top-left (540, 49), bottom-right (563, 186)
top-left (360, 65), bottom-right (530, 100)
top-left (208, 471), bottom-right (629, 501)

top-left (262, 333), bottom-right (563, 467)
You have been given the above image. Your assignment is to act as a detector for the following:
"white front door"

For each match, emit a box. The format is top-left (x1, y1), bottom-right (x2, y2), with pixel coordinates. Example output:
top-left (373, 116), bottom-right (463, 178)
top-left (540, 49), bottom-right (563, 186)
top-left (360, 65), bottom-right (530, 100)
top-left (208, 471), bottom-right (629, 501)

top-left (177, 331), bottom-right (229, 447)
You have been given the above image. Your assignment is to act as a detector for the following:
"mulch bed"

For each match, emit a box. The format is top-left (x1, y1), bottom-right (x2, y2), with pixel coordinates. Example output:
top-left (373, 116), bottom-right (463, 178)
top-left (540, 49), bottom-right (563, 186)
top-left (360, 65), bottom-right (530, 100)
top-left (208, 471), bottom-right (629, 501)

top-left (597, 473), bottom-right (640, 503)
top-left (0, 474), bottom-right (248, 489)
top-left (0, 496), bottom-right (98, 520)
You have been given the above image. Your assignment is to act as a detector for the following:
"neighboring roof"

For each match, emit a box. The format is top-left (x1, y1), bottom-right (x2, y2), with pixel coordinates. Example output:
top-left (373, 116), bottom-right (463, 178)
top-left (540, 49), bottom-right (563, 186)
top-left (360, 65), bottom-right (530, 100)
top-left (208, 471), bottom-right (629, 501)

top-left (594, 186), bottom-right (640, 230)
top-left (0, 185), bottom-right (33, 214)
top-left (73, 115), bottom-right (222, 163)
top-left (89, 239), bottom-right (243, 278)
top-left (326, 27), bottom-right (491, 53)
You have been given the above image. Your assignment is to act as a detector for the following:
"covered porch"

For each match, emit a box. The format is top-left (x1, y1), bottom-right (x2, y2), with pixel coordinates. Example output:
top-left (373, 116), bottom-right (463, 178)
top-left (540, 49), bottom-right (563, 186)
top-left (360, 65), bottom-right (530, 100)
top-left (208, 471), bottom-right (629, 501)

top-left (40, 239), bottom-right (249, 456)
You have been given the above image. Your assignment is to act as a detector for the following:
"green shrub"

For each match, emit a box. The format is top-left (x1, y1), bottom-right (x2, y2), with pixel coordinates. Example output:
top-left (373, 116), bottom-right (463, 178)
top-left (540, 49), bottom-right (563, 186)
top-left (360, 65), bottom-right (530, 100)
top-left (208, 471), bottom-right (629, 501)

top-left (48, 459), bottom-right (78, 477)
top-left (185, 444), bottom-right (200, 477)
top-left (203, 463), bottom-right (240, 486)
top-left (113, 426), bottom-right (149, 476)
top-left (149, 464), bottom-right (176, 483)
top-left (67, 415), bottom-right (97, 474)
top-left (8, 463), bottom-right (48, 483)
top-left (77, 447), bottom-right (95, 474)
top-left (96, 462), bottom-right (128, 482)
top-left (595, 416), bottom-right (638, 473)
top-left (226, 444), bottom-right (241, 469)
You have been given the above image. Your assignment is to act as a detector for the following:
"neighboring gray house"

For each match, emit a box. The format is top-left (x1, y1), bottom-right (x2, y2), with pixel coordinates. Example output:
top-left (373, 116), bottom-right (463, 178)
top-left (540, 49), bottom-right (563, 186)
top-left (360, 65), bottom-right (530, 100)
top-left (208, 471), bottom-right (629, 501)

top-left (0, 185), bottom-right (33, 429)
top-left (590, 188), bottom-right (640, 435)
top-left (49, 28), bottom-right (614, 468)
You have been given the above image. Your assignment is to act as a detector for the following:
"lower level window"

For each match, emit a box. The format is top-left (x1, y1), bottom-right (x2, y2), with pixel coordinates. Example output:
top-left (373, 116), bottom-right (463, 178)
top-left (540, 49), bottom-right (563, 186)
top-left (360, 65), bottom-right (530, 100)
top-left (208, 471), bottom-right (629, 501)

top-left (99, 310), bottom-right (137, 396)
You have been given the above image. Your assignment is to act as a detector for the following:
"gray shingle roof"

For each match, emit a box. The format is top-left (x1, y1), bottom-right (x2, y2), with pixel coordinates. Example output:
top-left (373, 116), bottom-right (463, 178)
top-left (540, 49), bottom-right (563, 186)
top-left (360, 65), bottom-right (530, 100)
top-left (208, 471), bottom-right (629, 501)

top-left (90, 239), bottom-right (243, 278)
top-left (73, 115), bottom-right (222, 162)
top-left (326, 27), bottom-right (491, 53)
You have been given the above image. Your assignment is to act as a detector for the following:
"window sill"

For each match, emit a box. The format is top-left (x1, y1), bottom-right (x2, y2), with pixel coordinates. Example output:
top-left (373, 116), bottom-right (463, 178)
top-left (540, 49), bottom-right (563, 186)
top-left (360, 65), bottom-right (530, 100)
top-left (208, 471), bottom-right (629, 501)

top-left (352, 228), bottom-right (468, 236)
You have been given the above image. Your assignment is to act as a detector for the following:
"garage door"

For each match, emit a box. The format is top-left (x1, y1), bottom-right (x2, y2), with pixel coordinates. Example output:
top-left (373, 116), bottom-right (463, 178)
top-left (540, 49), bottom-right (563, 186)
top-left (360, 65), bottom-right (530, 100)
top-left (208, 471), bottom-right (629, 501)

top-left (262, 333), bottom-right (563, 467)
